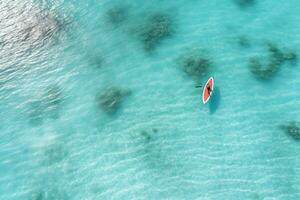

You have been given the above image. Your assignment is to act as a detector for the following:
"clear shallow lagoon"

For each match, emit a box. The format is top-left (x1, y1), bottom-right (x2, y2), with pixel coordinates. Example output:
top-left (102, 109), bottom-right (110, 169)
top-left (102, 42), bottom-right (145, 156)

top-left (1, 0), bottom-right (300, 199)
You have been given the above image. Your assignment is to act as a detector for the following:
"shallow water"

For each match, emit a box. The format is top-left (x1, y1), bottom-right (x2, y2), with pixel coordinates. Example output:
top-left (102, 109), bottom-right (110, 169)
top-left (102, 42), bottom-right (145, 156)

top-left (1, 0), bottom-right (300, 199)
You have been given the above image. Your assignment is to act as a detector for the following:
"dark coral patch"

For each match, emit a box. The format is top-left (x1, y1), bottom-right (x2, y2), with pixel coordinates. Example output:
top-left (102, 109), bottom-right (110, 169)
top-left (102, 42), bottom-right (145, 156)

top-left (181, 56), bottom-right (211, 78)
top-left (237, 35), bottom-right (251, 48)
top-left (233, 0), bottom-right (255, 8)
top-left (177, 50), bottom-right (212, 83)
top-left (279, 122), bottom-right (300, 140)
top-left (141, 131), bottom-right (152, 142)
top-left (96, 87), bottom-right (131, 114)
top-left (248, 57), bottom-right (280, 80)
top-left (282, 51), bottom-right (297, 64)
top-left (138, 13), bottom-right (174, 52)
top-left (267, 43), bottom-right (297, 65)
top-left (105, 6), bottom-right (128, 25)
top-left (140, 128), bottom-right (158, 142)
top-left (248, 43), bottom-right (297, 80)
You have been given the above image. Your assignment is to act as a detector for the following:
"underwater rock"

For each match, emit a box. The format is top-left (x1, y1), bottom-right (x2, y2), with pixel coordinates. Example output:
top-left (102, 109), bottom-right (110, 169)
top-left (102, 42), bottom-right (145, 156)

top-left (248, 43), bottom-right (297, 80)
top-left (279, 122), bottom-right (300, 140)
top-left (140, 128), bottom-right (158, 142)
top-left (96, 87), bottom-right (131, 114)
top-left (237, 35), bottom-right (251, 48)
top-left (233, 0), bottom-right (255, 8)
top-left (139, 13), bottom-right (174, 52)
top-left (141, 131), bottom-right (152, 142)
top-left (177, 50), bottom-right (212, 83)
top-left (106, 6), bottom-right (128, 25)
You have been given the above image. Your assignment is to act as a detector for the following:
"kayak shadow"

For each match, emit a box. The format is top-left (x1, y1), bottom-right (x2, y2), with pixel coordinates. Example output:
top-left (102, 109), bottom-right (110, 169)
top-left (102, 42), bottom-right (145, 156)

top-left (209, 86), bottom-right (221, 114)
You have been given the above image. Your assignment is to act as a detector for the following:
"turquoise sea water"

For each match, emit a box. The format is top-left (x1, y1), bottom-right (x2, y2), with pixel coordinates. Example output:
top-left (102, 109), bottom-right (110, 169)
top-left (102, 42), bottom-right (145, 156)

top-left (1, 0), bottom-right (300, 199)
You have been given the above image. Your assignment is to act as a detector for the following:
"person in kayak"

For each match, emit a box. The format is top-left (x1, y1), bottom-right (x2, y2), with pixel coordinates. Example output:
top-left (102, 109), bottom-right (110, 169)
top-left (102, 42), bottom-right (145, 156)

top-left (206, 84), bottom-right (212, 96)
top-left (195, 84), bottom-right (212, 95)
